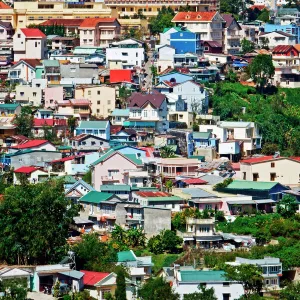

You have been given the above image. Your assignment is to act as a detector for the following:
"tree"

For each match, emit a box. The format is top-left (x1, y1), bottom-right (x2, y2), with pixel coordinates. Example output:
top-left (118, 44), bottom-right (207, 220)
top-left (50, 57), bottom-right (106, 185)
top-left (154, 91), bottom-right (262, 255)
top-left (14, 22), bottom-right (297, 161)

top-left (67, 116), bottom-right (77, 137)
top-left (259, 37), bottom-right (269, 50)
top-left (165, 179), bottom-right (173, 192)
top-left (115, 269), bottom-right (127, 300)
top-left (0, 180), bottom-right (79, 265)
top-left (183, 285), bottom-right (217, 300)
top-left (225, 68), bottom-right (238, 83)
top-left (224, 264), bottom-right (263, 299)
top-left (276, 195), bottom-right (298, 219)
top-left (261, 143), bottom-right (279, 155)
top-left (160, 145), bottom-right (176, 158)
top-left (73, 233), bottom-right (117, 272)
top-left (138, 277), bottom-right (179, 300)
top-left (192, 123), bottom-right (199, 131)
top-left (241, 38), bottom-right (255, 54)
top-left (249, 54), bottom-right (275, 92)
top-left (149, 6), bottom-right (175, 34)
top-left (43, 125), bottom-right (55, 142)
top-left (82, 170), bottom-right (92, 184)
top-left (148, 230), bottom-right (182, 254)
top-left (280, 281), bottom-right (300, 300)
top-left (0, 278), bottom-right (28, 300)
top-left (13, 106), bottom-right (33, 137)
top-left (257, 9), bottom-right (270, 23)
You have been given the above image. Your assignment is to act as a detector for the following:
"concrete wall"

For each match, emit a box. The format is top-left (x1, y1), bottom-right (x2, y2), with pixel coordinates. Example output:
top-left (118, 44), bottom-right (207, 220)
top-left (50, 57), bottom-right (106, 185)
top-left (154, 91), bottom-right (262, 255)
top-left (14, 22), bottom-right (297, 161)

top-left (106, 47), bottom-right (144, 67)
top-left (44, 86), bottom-right (63, 109)
top-left (15, 86), bottom-right (42, 106)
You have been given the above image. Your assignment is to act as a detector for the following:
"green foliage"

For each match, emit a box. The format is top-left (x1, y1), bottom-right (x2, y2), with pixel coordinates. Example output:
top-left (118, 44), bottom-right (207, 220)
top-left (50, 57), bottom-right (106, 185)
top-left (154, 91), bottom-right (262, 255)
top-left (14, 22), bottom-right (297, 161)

top-left (280, 281), bottom-right (300, 300)
top-left (225, 68), bottom-right (238, 83)
top-left (138, 276), bottom-right (179, 300)
top-left (152, 253), bottom-right (180, 275)
top-left (224, 264), bottom-right (263, 298)
top-left (160, 145), bottom-right (176, 158)
top-left (67, 116), bottom-right (77, 136)
top-left (13, 106), bottom-right (33, 137)
top-left (257, 9), bottom-right (270, 23)
top-left (261, 142), bottom-right (279, 155)
top-left (43, 125), bottom-right (55, 142)
top-left (53, 280), bottom-right (60, 298)
top-left (213, 178), bottom-right (233, 190)
top-left (82, 170), bottom-right (92, 185)
top-left (241, 38), bottom-right (255, 54)
top-left (183, 285), bottom-right (217, 300)
top-left (0, 180), bottom-right (79, 265)
top-left (165, 179), bottom-right (173, 192)
top-left (148, 230), bottom-right (183, 254)
top-left (28, 23), bottom-right (65, 37)
top-left (119, 86), bottom-right (132, 100)
top-left (220, 0), bottom-right (244, 15)
top-left (0, 278), bottom-right (28, 300)
top-left (115, 268), bottom-right (126, 300)
top-left (276, 195), bottom-right (298, 219)
top-left (192, 123), bottom-right (199, 131)
top-left (149, 6), bottom-right (175, 34)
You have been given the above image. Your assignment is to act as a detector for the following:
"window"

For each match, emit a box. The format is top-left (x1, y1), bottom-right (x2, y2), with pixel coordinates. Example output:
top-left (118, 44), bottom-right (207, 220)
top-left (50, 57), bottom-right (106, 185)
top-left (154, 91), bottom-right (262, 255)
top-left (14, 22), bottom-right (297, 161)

top-left (108, 169), bottom-right (119, 176)
top-left (33, 92), bottom-right (37, 97)
top-left (88, 91), bottom-right (91, 96)
top-left (97, 109), bottom-right (100, 113)
top-left (97, 90), bottom-right (100, 95)
top-left (91, 141), bottom-right (96, 145)
top-left (84, 30), bottom-right (87, 35)
top-left (223, 282), bottom-right (230, 286)
top-left (253, 173), bottom-right (259, 181)
top-left (133, 110), bottom-right (137, 117)
top-left (271, 162), bottom-right (275, 168)
top-left (122, 52), bottom-right (128, 56)
top-left (205, 204), bottom-right (212, 210)
top-left (17, 34), bottom-right (21, 38)
top-left (270, 173), bottom-right (276, 181)
top-left (243, 172), bottom-right (246, 180)
top-left (20, 92), bottom-right (24, 96)
top-left (270, 266), bottom-right (279, 273)
top-left (204, 46), bottom-right (209, 51)
top-left (144, 110), bottom-right (147, 117)
top-left (108, 100), bottom-right (111, 105)
top-left (136, 52), bottom-right (138, 57)
top-left (223, 294), bottom-right (231, 300)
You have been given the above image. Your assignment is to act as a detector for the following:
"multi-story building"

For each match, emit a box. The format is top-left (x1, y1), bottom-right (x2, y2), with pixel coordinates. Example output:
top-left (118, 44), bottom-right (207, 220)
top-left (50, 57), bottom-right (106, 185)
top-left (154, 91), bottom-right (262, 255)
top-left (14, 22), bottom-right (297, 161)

top-left (15, 85), bottom-right (43, 106)
top-left (172, 12), bottom-right (225, 46)
top-left (265, 23), bottom-right (300, 44)
top-left (13, 28), bottom-right (47, 61)
top-left (272, 45), bottom-right (299, 66)
top-left (8, 59), bottom-right (41, 84)
top-left (75, 120), bottom-right (111, 141)
top-left (222, 14), bottom-right (242, 55)
top-left (79, 18), bottom-right (121, 48)
top-left (258, 31), bottom-right (296, 49)
top-left (56, 99), bottom-right (91, 121)
top-left (75, 85), bottom-right (116, 119)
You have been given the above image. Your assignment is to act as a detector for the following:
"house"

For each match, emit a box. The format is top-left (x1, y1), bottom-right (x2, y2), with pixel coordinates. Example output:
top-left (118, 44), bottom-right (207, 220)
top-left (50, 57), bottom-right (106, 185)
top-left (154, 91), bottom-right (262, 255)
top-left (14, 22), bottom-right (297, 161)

top-left (131, 191), bottom-right (185, 212)
top-left (126, 91), bottom-right (169, 133)
top-left (51, 37), bottom-right (80, 53)
top-left (110, 109), bottom-right (130, 125)
top-left (123, 169), bottom-right (149, 188)
top-left (70, 134), bottom-right (109, 152)
top-left (110, 69), bottom-right (134, 83)
top-left (158, 71), bottom-right (193, 85)
top-left (100, 184), bottom-right (131, 200)
top-left (44, 86), bottom-right (64, 109)
top-left (160, 27), bottom-right (183, 46)
top-left (42, 60), bottom-right (61, 84)
top-left (34, 109), bottom-right (54, 119)
top-left (258, 31), bottom-right (296, 49)
top-left (265, 23), bottom-right (300, 43)
top-left (172, 12), bottom-right (225, 46)
top-left (239, 156), bottom-right (300, 186)
top-left (193, 131), bottom-right (212, 148)
top-left (227, 257), bottom-right (282, 288)
top-left (106, 39), bottom-right (145, 69)
top-left (8, 59), bottom-right (41, 84)
top-left (75, 121), bottom-right (110, 140)
top-left (0, 103), bottom-right (21, 116)
top-left (58, 270), bottom-right (84, 292)
top-left (79, 18), bottom-right (121, 48)
top-left (199, 121), bottom-right (262, 158)
top-left (0, 267), bottom-right (32, 289)
top-left (91, 148), bottom-right (144, 188)
top-left (176, 178), bottom-right (208, 189)
top-left (55, 99), bottom-right (91, 121)
top-left (13, 166), bottom-right (48, 184)
top-left (0, 20), bottom-right (13, 41)
top-left (157, 45), bottom-right (175, 73)
top-left (222, 14), bottom-right (242, 54)
top-left (273, 65), bottom-right (300, 88)
top-left (75, 85), bottom-right (116, 118)
top-left (171, 267), bottom-right (244, 300)
top-left (9, 139), bottom-right (56, 153)
top-left (15, 85), bottom-right (43, 106)
top-left (272, 45), bottom-right (299, 66)
top-left (32, 119), bottom-right (67, 138)
top-left (65, 179), bottom-right (95, 203)
top-left (0, 149), bottom-right (62, 169)
top-left (170, 29), bottom-right (202, 55)
top-left (223, 180), bottom-right (290, 201)
top-left (60, 64), bottom-right (99, 85)
top-left (203, 41), bottom-right (223, 54)
top-left (13, 28), bottom-right (47, 61)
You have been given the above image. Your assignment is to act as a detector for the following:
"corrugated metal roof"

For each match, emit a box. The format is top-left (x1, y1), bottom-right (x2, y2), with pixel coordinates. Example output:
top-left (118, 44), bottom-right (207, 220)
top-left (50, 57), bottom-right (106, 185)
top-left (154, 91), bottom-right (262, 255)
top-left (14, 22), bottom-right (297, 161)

top-left (117, 250), bottom-right (136, 262)
top-left (101, 184), bottom-right (131, 192)
top-left (79, 191), bottom-right (114, 204)
top-left (226, 180), bottom-right (279, 191)
top-left (78, 121), bottom-right (108, 129)
top-left (180, 270), bottom-right (226, 282)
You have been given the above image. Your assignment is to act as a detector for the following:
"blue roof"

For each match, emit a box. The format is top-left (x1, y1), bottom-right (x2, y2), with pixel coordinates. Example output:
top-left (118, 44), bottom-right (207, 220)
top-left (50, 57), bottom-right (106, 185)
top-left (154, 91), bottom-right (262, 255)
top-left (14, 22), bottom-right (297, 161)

top-left (111, 109), bottom-right (130, 117)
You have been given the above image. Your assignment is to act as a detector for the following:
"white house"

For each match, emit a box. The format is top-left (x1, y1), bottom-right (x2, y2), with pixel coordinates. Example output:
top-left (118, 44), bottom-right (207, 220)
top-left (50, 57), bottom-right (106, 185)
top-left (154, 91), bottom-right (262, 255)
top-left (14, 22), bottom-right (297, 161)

top-left (110, 109), bottom-right (130, 125)
top-left (172, 11), bottom-right (225, 45)
top-left (159, 27), bottom-right (180, 46)
top-left (222, 14), bottom-right (242, 54)
top-left (13, 28), bottom-right (47, 61)
top-left (157, 45), bottom-right (175, 73)
top-left (13, 166), bottom-right (48, 185)
top-left (8, 59), bottom-right (41, 84)
top-left (258, 31), bottom-right (296, 49)
top-left (75, 120), bottom-right (110, 141)
top-left (106, 39), bottom-right (145, 68)
top-left (15, 85), bottom-right (43, 106)
top-left (9, 139), bottom-right (57, 153)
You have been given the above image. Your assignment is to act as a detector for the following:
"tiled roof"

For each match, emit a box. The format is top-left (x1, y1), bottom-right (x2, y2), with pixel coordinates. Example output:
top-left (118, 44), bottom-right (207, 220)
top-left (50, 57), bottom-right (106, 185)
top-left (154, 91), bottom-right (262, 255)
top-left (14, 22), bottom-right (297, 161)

top-left (272, 45), bottom-right (298, 54)
top-left (172, 12), bottom-right (217, 22)
top-left (15, 59), bottom-right (41, 69)
top-left (20, 28), bottom-right (46, 38)
top-left (241, 156), bottom-right (277, 164)
top-left (79, 191), bottom-right (114, 204)
top-left (204, 40), bottom-right (222, 48)
top-left (79, 18), bottom-right (117, 28)
top-left (14, 166), bottom-right (45, 174)
top-left (127, 92), bottom-right (166, 109)
top-left (226, 180), bottom-right (279, 190)
top-left (181, 178), bottom-right (208, 185)
top-left (180, 270), bottom-right (226, 282)
top-left (33, 119), bottom-right (54, 127)
top-left (40, 19), bottom-right (84, 27)
top-left (70, 99), bottom-right (90, 106)
top-left (0, 2), bottom-right (11, 9)
top-left (135, 191), bottom-right (171, 197)
top-left (117, 250), bottom-right (136, 262)
top-left (10, 139), bottom-right (50, 149)
top-left (80, 270), bottom-right (110, 286)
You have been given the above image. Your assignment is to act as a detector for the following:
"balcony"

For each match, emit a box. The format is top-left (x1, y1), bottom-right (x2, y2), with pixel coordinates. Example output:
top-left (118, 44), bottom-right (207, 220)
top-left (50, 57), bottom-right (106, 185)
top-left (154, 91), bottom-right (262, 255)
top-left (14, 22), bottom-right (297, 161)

top-left (101, 176), bottom-right (119, 182)
top-left (186, 217), bottom-right (215, 225)
top-left (156, 171), bottom-right (197, 177)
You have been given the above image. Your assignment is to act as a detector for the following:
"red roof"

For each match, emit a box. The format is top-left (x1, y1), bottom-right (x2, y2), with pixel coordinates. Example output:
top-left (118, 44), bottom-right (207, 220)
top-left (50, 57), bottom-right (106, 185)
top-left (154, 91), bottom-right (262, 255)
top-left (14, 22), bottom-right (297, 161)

top-left (110, 125), bottom-right (123, 134)
top-left (139, 147), bottom-right (155, 158)
top-left (249, 5), bottom-right (266, 10)
top-left (39, 19), bottom-right (84, 27)
top-left (181, 178), bottom-right (208, 185)
top-left (110, 69), bottom-right (133, 84)
top-left (79, 18), bottom-right (117, 28)
top-left (10, 139), bottom-right (50, 149)
top-left (54, 119), bottom-right (67, 126)
top-left (81, 270), bottom-right (110, 286)
top-left (241, 156), bottom-right (278, 164)
top-left (135, 191), bottom-right (171, 197)
top-left (50, 155), bottom-right (77, 163)
top-left (172, 12), bottom-right (217, 22)
top-left (14, 166), bottom-right (46, 174)
top-left (20, 28), bottom-right (46, 38)
top-left (0, 2), bottom-right (11, 9)
top-left (291, 157), bottom-right (300, 162)
top-left (70, 99), bottom-right (91, 106)
top-left (34, 119), bottom-right (54, 127)
top-left (272, 45), bottom-right (298, 54)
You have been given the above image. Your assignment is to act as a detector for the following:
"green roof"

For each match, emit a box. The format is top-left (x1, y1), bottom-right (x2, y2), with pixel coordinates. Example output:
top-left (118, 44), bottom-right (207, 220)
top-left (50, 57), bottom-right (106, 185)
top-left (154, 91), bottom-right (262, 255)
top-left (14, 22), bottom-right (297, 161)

top-left (80, 191), bottom-right (114, 204)
top-left (111, 109), bottom-right (130, 117)
top-left (193, 132), bottom-right (211, 139)
top-left (123, 154), bottom-right (143, 165)
top-left (57, 175), bottom-right (77, 184)
top-left (78, 121), bottom-right (108, 130)
top-left (148, 196), bottom-right (183, 202)
top-left (180, 270), bottom-right (226, 282)
top-left (101, 184), bottom-right (131, 192)
top-left (189, 155), bottom-right (205, 162)
top-left (131, 186), bottom-right (159, 191)
top-left (43, 60), bottom-right (60, 67)
top-left (57, 145), bottom-right (72, 150)
top-left (226, 180), bottom-right (279, 191)
top-left (162, 26), bottom-right (182, 33)
top-left (91, 149), bottom-right (115, 166)
top-left (0, 104), bottom-right (20, 110)
top-left (117, 250), bottom-right (136, 262)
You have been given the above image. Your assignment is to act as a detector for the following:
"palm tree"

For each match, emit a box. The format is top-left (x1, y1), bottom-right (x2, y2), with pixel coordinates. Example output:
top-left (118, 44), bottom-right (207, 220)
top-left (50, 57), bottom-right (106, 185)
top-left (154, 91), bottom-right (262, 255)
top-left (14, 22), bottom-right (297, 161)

top-left (160, 145), bottom-right (176, 158)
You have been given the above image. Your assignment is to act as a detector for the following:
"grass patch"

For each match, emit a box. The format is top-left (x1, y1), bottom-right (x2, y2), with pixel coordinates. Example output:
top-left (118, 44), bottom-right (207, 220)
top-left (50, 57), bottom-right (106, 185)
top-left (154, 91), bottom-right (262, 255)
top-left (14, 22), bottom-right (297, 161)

top-left (152, 253), bottom-right (181, 275)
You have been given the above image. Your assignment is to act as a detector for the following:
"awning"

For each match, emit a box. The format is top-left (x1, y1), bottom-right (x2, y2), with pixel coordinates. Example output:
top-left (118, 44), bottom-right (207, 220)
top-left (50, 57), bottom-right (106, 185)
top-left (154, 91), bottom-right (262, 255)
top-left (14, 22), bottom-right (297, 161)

top-left (123, 121), bottom-right (155, 128)
top-left (227, 200), bottom-right (256, 205)
top-left (254, 199), bottom-right (276, 204)
top-left (183, 237), bottom-right (194, 241)
top-left (195, 236), bottom-right (223, 241)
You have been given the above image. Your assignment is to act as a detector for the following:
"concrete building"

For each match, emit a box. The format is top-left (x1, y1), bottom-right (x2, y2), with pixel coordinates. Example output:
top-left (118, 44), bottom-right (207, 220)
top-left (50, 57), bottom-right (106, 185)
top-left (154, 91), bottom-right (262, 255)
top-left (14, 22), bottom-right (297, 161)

top-left (8, 59), bottom-right (41, 84)
top-left (110, 109), bottom-right (130, 125)
top-left (56, 99), bottom-right (91, 121)
top-left (222, 14), bottom-right (242, 54)
top-left (258, 31), bottom-right (296, 49)
top-left (70, 134), bottom-right (109, 152)
top-left (44, 86), bottom-right (64, 109)
top-left (272, 45), bottom-right (299, 67)
top-left (13, 166), bottom-right (48, 185)
top-left (13, 28), bottom-right (47, 61)
top-left (60, 64), bottom-right (99, 85)
top-left (15, 85), bottom-right (42, 106)
top-left (157, 45), bottom-right (175, 73)
top-left (75, 121), bottom-right (110, 140)
top-left (75, 85), bottom-right (116, 119)
top-left (265, 23), bottom-right (300, 44)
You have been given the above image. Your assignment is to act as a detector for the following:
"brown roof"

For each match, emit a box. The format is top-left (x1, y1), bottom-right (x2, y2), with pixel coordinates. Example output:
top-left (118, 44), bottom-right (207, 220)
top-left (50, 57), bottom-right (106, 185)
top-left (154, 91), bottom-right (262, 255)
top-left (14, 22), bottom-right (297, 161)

top-left (204, 40), bottom-right (222, 48)
top-left (39, 19), bottom-right (84, 27)
top-left (272, 45), bottom-right (299, 54)
top-left (221, 14), bottom-right (241, 30)
top-left (0, 21), bottom-right (12, 29)
top-left (15, 59), bottom-right (42, 69)
top-left (79, 18), bottom-right (117, 28)
top-left (127, 91), bottom-right (166, 109)
top-left (294, 44), bottom-right (300, 52)
top-left (172, 12), bottom-right (217, 22)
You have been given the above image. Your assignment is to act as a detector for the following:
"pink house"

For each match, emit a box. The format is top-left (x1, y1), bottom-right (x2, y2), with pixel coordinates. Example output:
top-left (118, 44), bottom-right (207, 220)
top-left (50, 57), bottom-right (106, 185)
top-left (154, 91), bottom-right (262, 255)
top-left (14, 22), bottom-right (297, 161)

top-left (91, 149), bottom-right (144, 190)
top-left (44, 86), bottom-right (63, 109)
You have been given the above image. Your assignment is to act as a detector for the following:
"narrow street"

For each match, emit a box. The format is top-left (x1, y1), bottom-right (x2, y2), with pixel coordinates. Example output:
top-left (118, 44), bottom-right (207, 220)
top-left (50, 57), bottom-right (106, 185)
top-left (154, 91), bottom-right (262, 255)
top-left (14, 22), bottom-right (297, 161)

top-left (143, 51), bottom-right (153, 92)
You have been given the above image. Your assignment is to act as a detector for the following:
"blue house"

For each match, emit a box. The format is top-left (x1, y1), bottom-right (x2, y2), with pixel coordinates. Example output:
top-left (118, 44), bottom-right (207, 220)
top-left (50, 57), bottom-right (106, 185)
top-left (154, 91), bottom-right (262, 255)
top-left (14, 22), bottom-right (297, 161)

top-left (170, 29), bottom-right (201, 55)
top-left (193, 132), bottom-right (212, 148)
top-left (158, 72), bottom-right (193, 84)
top-left (264, 23), bottom-right (300, 43)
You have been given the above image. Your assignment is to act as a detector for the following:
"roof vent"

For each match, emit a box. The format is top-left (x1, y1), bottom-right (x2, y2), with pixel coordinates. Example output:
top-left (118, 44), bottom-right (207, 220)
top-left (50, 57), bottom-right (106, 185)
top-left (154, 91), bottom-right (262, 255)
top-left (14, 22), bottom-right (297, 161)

top-left (197, 15), bottom-right (202, 19)
top-left (185, 15), bottom-right (190, 20)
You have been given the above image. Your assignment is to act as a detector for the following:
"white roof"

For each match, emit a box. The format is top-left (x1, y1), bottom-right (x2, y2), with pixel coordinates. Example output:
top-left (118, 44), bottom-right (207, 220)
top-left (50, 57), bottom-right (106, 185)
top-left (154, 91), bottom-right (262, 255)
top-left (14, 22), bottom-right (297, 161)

top-left (130, 267), bottom-right (146, 276)
top-left (219, 121), bottom-right (252, 128)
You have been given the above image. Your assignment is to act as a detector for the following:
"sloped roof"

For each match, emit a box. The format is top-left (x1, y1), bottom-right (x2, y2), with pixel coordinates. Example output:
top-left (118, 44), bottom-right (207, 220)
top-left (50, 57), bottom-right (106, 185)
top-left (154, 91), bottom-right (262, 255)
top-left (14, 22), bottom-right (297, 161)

top-left (10, 139), bottom-right (50, 149)
top-left (127, 92), bottom-right (166, 109)
top-left (80, 191), bottom-right (114, 204)
top-left (117, 250), bottom-right (136, 262)
top-left (20, 28), bottom-right (46, 38)
top-left (135, 191), bottom-right (172, 197)
top-left (180, 270), bottom-right (226, 282)
top-left (80, 270), bottom-right (110, 286)
top-left (241, 156), bottom-right (277, 164)
top-left (13, 59), bottom-right (41, 69)
top-left (221, 14), bottom-right (235, 28)
top-left (40, 19), bottom-right (84, 27)
top-left (79, 18), bottom-right (117, 28)
top-left (226, 180), bottom-right (279, 190)
top-left (101, 184), bottom-right (131, 192)
top-left (59, 270), bottom-right (84, 280)
top-left (14, 166), bottom-right (46, 174)
top-left (111, 109), bottom-right (130, 117)
top-left (0, 2), bottom-right (11, 9)
top-left (261, 30), bottom-right (295, 38)
top-left (181, 178), bottom-right (208, 185)
top-left (204, 40), bottom-right (222, 48)
top-left (272, 45), bottom-right (298, 54)
top-left (33, 119), bottom-right (54, 127)
top-left (77, 121), bottom-right (108, 129)
top-left (172, 12), bottom-right (217, 22)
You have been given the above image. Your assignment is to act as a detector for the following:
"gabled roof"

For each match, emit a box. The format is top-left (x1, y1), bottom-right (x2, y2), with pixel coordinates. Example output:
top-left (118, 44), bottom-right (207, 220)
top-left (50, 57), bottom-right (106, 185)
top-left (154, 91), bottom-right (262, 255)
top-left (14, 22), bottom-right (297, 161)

top-left (0, 2), bottom-right (11, 9)
top-left (81, 270), bottom-right (110, 286)
top-left (272, 45), bottom-right (299, 54)
top-left (0, 20), bottom-right (12, 29)
top-left (40, 19), bottom-right (84, 27)
top-left (241, 156), bottom-right (300, 164)
top-left (79, 191), bottom-right (115, 204)
top-left (10, 139), bottom-right (51, 149)
top-left (79, 17), bottom-right (118, 28)
top-left (127, 92), bottom-right (166, 109)
top-left (14, 166), bottom-right (46, 174)
top-left (117, 250), bottom-right (136, 262)
top-left (204, 40), bottom-right (222, 48)
top-left (221, 14), bottom-right (241, 29)
top-left (260, 30), bottom-right (295, 38)
top-left (226, 180), bottom-right (280, 191)
top-left (70, 133), bottom-right (108, 142)
top-left (162, 26), bottom-right (182, 33)
top-left (172, 12), bottom-right (217, 22)
top-left (65, 179), bottom-right (95, 195)
top-left (20, 28), bottom-right (46, 38)
top-left (12, 59), bottom-right (42, 69)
